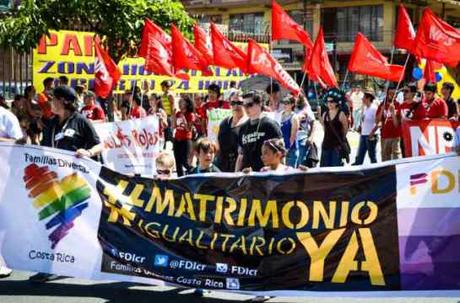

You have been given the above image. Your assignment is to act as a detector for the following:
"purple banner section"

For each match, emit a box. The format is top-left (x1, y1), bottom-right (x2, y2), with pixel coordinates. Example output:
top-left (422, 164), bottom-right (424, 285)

top-left (399, 235), bottom-right (460, 290)
top-left (398, 208), bottom-right (460, 236)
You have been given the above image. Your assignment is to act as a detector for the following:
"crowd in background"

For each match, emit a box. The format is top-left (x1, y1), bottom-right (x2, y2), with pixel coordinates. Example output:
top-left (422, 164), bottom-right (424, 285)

top-left (1, 76), bottom-right (460, 179)
top-left (1, 76), bottom-right (460, 282)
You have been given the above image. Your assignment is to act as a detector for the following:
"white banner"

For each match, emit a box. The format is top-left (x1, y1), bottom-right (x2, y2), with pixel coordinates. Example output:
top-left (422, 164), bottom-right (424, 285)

top-left (96, 116), bottom-right (161, 176)
top-left (206, 108), bottom-right (232, 143)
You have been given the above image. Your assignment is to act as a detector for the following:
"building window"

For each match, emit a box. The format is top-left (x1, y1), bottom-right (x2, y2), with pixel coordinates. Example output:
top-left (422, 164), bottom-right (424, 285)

top-left (229, 13), bottom-right (265, 35)
top-left (323, 5), bottom-right (383, 42)
top-left (198, 14), bottom-right (223, 25)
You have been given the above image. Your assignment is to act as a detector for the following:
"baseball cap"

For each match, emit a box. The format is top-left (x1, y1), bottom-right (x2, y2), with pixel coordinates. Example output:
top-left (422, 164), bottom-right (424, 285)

top-left (53, 86), bottom-right (78, 103)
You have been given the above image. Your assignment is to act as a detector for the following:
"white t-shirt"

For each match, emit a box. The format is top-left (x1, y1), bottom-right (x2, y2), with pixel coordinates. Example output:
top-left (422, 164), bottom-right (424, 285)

top-left (361, 104), bottom-right (378, 136)
top-left (0, 107), bottom-right (23, 140)
top-left (350, 91), bottom-right (364, 110)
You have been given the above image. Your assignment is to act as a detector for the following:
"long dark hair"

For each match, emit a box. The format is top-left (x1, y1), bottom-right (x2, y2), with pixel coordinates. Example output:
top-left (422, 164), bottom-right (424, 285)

top-left (180, 95), bottom-right (195, 113)
top-left (150, 94), bottom-right (164, 112)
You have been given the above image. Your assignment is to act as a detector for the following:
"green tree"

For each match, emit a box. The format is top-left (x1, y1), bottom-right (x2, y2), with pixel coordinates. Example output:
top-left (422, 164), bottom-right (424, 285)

top-left (0, 0), bottom-right (194, 62)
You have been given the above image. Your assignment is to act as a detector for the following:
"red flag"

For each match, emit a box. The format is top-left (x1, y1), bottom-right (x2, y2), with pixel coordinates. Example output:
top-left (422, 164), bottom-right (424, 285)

top-left (171, 25), bottom-right (212, 76)
top-left (271, 0), bottom-right (313, 49)
top-left (423, 60), bottom-right (437, 83)
top-left (348, 33), bottom-right (405, 82)
top-left (394, 4), bottom-right (416, 51)
top-left (138, 19), bottom-right (189, 79)
top-left (247, 39), bottom-right (300, 95)
top-left (303, 28), bottom-right (338, 88)
top-left (413, 8), bottom-right (460, 67)
top-left (211, 23), bottom-right (248, 72)
top-left (94, 41), bottom-right (121, 98)
top-left (194, 24), bottom-right (213, 65)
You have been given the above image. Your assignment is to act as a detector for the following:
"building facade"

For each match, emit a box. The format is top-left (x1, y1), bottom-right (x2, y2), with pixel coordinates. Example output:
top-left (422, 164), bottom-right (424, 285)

top-left (183, 0), bottom-right (460, 86)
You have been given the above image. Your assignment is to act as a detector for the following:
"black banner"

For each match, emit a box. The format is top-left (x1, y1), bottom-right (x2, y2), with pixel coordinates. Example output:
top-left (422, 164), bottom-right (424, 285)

top-left (96, 166), bottom-right (400, 291)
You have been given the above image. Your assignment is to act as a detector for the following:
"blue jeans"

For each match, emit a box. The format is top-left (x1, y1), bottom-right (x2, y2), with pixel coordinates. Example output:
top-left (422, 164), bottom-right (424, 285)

top-left (354, 135), bottom-right (378, 165)
top-left (286, 147), bottom-right (298, 168)
top-left (320, 148), bottom-right (343, 167)
top-left (297, 142), bottom-right (311, 167)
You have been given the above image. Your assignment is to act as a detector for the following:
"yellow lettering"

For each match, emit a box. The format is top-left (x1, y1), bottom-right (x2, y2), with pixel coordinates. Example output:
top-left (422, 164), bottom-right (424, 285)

top-left (297, 229), bottom-right (345, 282)
top-left (194, 194), bottom-right (214, 221)
top-left (312, 201), bottom-right (336, 229)
top-left (248, 199), bottom-right (279, 228)
top-left (432, 170), bottom-right (455, 194)
top-left (281, 201), bottom-right (309, 229)
top-left (145, 187), bottom-right (175, 216)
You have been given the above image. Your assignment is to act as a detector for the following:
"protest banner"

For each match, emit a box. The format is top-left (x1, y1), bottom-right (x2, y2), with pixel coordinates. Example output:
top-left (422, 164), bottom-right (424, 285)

top-left (401, 119), bottom-right (460, 157)
top-left (1, 143), bottom-right (460, 295)
top-left (33, 30), bottom-right (267, 94)
top-left (95, 116), bottom-right (160, 176)
top-left (206, 108), bottom-right (232, 142)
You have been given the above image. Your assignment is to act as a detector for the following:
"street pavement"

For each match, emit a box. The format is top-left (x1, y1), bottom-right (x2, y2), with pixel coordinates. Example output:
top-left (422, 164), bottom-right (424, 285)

top-left (1, 271), bottom-right (460, 302)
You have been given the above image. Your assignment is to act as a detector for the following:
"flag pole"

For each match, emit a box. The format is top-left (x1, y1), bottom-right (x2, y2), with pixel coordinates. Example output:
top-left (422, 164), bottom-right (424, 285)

top-left (341, 70), bottom-right (349, 91)
top-left (128, 79), bottom-right (137, 117)
top-left (382, 46), bottom-right (396, 107)
top-left (391, 53), bottom-right (411, 104)
top-left (300, 71), bottom-right (307, 93)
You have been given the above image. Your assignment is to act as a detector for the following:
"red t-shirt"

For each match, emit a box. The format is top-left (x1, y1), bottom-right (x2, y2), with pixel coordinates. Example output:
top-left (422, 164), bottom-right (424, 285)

top-left (37, 91), bottom-right (53, 119)
top-left (377, 102), bottom-right (401, 139)
top-left (424, 97), bottom-right (448, 119)
top-left (175, 112), bottom-right (195, 140)
top-left (81, 104), bottom-right (106, 121)
top-left (400, 101), bottom-right (427, 120)
top-left (194, 104), bottom-right (206, 136)
top-left (205, 100), bottom-right (231, 111)
top-left (130, 106), bottom-right (147, 119)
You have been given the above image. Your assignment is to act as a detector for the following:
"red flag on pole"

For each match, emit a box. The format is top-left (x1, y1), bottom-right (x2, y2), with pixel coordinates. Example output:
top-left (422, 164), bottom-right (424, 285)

top-left (194, 24), bottom-right (213, 65)
top-left (413, 8), bottom-right (460, 67)
top-left (394, 4), bottom-right (416, 51)
top-left (172, 25), bottom-right (212, 76)
top-left (423, 60), bottom-right (437, 83)
top-left (348, 33), bottom-right (405, 82)
top-left (271, 0), bottom-right (313, 49)
top-left (303, 28), bottom-right (338, 88)
top-left (211, 23), bottom-right (248, 72)
top-left (138, 19), bottom-right (189, 79)
top-left (94, 41), bottom-right (121, 98)
top-left (247, 39), bottom-right (301, 95)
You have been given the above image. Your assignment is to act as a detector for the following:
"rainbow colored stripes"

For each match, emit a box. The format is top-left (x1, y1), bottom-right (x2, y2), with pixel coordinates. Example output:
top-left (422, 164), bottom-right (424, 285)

top-left (24, 164), bottom-right (90, 249)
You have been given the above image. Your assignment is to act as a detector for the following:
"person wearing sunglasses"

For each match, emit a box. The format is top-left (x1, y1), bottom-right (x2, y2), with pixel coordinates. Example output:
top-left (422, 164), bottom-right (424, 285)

top-left (215, 91), bottom-right (248, 172)
top-left (235, 91), bottom-right (282, 172)
top-left (155, 152), bottom-right (175, 179)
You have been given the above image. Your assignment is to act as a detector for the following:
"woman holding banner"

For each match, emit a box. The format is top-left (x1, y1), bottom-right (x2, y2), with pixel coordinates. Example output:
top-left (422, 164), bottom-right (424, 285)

top-left (29, 86), bottom-right (103, 283)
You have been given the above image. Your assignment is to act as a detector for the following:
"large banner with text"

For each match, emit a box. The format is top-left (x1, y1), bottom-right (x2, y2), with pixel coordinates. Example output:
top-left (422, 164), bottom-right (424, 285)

top-left (32, 30), bottom-right (266, 94)
top-left (95, 116), bottom-right (160, 176)
top-left (1, 143), bottom-right (460, 295)
top-left (401, 120), bottom-right (460, 157)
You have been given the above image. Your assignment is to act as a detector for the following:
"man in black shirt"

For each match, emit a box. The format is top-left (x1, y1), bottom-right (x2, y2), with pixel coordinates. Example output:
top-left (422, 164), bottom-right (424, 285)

top-left (30, 86), bottom-right (102, 283)
top-left (441, 82), bottom-right (458, 121)
top-left (236, 91), bottom-right (282, 172)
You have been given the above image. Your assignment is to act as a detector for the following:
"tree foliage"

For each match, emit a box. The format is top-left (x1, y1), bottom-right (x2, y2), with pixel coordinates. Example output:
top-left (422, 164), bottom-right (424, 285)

top-left (0, 0), bottom-right (194, 62)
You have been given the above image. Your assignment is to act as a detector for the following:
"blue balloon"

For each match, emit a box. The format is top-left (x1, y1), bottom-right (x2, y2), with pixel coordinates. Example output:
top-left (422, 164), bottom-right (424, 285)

top-left (412, 67), bottom-right (423, 80)
top-left (435, 72), bottom-right (443, 83)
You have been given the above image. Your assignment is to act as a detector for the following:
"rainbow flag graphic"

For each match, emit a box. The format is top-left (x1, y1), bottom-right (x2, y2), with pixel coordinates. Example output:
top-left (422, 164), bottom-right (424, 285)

top-left (23, 163), bottom-right (90, 249)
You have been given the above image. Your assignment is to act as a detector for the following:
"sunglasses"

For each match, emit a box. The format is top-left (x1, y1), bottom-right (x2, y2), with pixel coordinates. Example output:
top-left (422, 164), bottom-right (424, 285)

top-left (156, 169), bottom-right (171, 175)
top-left (231, 100), bottom-right (244, 106)
top-left (243, 102), bottom-right (255, 108)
